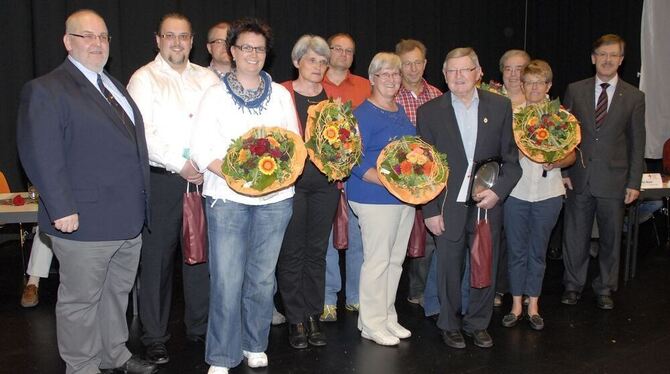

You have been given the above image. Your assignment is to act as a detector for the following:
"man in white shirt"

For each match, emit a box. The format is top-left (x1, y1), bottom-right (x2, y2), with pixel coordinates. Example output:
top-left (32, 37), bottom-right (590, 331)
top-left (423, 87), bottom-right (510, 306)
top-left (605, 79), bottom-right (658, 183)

top-left (206, 21), bottom-right (231, 78)
top-left (127, 12), bottom-right (219, 365)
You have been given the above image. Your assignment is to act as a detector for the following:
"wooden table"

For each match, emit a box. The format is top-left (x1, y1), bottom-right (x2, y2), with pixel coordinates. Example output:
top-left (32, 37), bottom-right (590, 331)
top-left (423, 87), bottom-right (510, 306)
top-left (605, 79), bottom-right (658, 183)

top-left (0, 192), bottom-right (38, 274)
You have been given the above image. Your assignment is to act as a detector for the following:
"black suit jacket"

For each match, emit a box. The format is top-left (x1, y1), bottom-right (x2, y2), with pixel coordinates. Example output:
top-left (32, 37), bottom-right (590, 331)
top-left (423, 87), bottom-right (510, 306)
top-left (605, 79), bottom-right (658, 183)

top-left (562, 77), bottom-right (645, 199)
top-left (417, 89), bottom-right (521, 241)
top-left (17, 59), bottom-right (150, 241)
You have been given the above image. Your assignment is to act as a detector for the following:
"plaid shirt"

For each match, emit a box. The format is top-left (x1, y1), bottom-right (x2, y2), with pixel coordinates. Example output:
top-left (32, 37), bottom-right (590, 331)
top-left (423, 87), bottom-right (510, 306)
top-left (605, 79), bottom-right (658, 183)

top-left (395, 79), bottom-right (442, 125)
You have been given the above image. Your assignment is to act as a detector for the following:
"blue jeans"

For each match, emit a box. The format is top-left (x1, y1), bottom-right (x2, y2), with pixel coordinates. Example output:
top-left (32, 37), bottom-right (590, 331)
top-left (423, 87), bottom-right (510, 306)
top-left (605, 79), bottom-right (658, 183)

top-left (205, 197), bottom-right (292, 368)
top-left (505, 196), bottom-right (562, 297)
top-left (324, 205), bottom-right (363, 305)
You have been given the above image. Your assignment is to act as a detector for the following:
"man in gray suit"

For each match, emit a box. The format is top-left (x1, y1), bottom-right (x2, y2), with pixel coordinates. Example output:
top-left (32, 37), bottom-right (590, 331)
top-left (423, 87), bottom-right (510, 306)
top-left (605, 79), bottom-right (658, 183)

top-left (17, 9), bottom-right (156, 374)
top-left (561, 34), bottom-right (645, 310)
top-left (418, 47), bottom-right (521, 349)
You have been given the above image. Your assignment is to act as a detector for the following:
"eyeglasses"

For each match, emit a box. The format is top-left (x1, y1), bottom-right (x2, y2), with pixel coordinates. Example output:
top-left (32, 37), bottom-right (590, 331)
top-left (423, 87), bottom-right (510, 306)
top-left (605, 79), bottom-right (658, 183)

top-left (503, 66), bottom-right (524, 74)
top-left (445, 66), bottom-right (477, 76)
top-left (330, 46), bottom-right (354, 56)
top-left (401, 60), bottom-right (426, 68)
top-left (233, 44), bottom-right (267, 54)
top-left (593, 52), bottom-right (623, 59)
top-left (523, 80), bottom-right (549, 87)
top-left (375, 72), bottom-right (402, 80)
top-left (68, 33), bottom-right (111, 43)
top-left (304, 57), bottom-right (328, 67)
top-left (208, 39), bottom-right (226, 46)
top-left (157, 33), bottom-right (193, 42)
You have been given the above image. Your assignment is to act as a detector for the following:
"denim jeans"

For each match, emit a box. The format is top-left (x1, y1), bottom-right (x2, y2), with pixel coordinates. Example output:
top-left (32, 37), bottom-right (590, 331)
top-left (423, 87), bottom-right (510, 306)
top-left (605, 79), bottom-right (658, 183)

top-left (324, 205), bottom-right (363, 305)
top-left (505, 196), bottom-right (562, 297)
top-left (205, 197), bottom-right (293, 368)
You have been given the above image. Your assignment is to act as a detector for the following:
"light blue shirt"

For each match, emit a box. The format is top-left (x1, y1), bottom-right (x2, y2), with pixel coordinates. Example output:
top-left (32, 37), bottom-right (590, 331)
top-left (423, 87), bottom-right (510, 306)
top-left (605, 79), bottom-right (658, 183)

top-left (68, 55), bottom-right (135, 124)
top-left (451, 89), bottom-right (479, 164)
top-left (595, 74), bottom-right (618, 111)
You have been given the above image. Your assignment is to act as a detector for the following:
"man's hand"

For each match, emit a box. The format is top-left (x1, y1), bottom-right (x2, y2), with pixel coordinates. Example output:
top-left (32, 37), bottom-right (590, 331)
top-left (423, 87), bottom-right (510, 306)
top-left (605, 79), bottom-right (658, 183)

top-left (563, 177), bottom-right (573, 190)
top-left (624, 188), bottom-right (640, 204)
top-left (180, 160), bottom-right (204, 185)
top-left (474, 189), bottom-right (499, 210)
top-left (424, 215), bottom-right (445, 236)
top-left (54, 214), bottom-right (79, 233)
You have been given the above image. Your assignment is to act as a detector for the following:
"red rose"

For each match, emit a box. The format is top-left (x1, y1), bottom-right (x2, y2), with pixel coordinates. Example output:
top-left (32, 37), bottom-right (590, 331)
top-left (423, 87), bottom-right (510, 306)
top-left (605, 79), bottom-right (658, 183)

top-left (269, 148), bottom-right (282, 158)
top-left (338, 128), bottom-right (350, 141)
top-left (12, 194), bottom-right (25, 206)
top-left (250, 138), bottom-right (270, 156)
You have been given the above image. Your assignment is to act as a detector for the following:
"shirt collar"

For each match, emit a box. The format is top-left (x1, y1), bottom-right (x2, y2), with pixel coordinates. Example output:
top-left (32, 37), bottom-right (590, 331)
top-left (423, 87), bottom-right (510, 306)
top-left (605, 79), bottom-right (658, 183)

top-left (154, 53), bottom-right (194, 76)
top-left (596, 74), bottom-right (618, 89)
top-left (324, 69), bottom-right (353, 86)
top-left (399, 78), bottom-right (430, 96)
top-left (451, 88), bottom-right (479, 108)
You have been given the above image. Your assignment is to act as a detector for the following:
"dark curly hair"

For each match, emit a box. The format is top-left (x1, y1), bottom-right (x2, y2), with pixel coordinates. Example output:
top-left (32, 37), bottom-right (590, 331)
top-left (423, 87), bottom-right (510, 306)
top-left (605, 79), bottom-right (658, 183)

top-left (226, 18), bottom-right (273, 68)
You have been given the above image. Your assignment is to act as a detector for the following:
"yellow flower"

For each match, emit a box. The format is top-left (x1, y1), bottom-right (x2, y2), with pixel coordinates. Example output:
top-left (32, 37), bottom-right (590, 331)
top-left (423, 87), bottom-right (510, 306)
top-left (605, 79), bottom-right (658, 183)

top-left (267, 136), bottom-right (280, 148)
top-left (323, 125), bottom-right (340, 144)
top-left (238, 149), bottom-right (250, 164)
top-left (406, 152), bottom-right (419, 163)
top-left (552, 113), bottom-right (562, 122)
top-left (258, 156), bottom-right (277, 175)
top-left (415, 154), bottom-right (429, 165)
top-left (529, 117), bottom-right (539, 126)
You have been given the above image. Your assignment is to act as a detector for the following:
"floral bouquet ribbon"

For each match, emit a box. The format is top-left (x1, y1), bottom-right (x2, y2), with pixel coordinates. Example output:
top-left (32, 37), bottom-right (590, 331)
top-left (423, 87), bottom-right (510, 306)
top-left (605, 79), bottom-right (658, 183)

top-left (221, 126), bottom-right (307, 196)
top-left (376, 136), bottom-right (449, 205)
top-left (305, 98), bottom-right (363, 181)
top-left (513, 98), bottom-right (581, 163)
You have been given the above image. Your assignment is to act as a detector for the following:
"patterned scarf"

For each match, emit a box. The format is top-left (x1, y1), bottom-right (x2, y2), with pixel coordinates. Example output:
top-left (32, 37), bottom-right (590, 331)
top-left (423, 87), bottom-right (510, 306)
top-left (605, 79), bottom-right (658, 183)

top-left (223, 70), bottom-right (272, 114)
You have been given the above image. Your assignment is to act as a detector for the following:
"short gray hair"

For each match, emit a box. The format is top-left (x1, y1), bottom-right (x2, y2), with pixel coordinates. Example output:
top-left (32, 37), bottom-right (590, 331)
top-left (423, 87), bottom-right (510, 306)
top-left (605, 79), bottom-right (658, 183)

top-left (291, 34), bottom-right (330, 62)
top-left (442, 47), bottom-right (480, 71)
top-left (368, 52), bottom-right (401, 78)
top-left (499, 49), bottom-right (530, 73)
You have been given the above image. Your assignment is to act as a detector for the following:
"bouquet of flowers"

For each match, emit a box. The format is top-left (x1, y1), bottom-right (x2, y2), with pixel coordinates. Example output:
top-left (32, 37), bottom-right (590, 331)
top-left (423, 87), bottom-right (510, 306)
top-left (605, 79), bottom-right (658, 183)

top-left (221, 126), bottom-right (307, 196)
top-left (477, 80), bottom-right (506, 96)
top-left (513, 99), bottom-right (581, 163)
top-left (305, 98), bottom-right (363, 181)
top-left (376, 136), bottom-right (449, 205)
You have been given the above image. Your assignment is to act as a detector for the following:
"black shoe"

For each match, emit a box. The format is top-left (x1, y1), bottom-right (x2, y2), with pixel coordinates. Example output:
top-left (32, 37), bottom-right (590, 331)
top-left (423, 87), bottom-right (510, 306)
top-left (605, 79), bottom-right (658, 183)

top-left (596, 295), bottom-right (614, 310)
top-left (527, 314), bottom-right (545, 331)
top-left (440, 330), bottom-right (466, 349)
top-left (288, 322), bottom-right (308, 349)
top-left (145, 342), bottom-right (169, 364)
top-left (306, 315), bottom-right (327, 346)
top-left (464, 329), bottom-right (493, 348)
top-left (185, 334), bottom-right (206, 345)
top-left (115, 355), bottom-right (158, 374)
top-left (561, 291), bottom-right (581, 305)
top-left (501, 313), bottom-right (522, 328)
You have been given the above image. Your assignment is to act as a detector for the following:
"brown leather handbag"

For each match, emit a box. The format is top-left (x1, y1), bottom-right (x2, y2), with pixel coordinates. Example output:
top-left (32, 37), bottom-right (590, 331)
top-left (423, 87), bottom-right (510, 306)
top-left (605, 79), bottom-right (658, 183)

top-left (182, 183), bottom-right (207, 265)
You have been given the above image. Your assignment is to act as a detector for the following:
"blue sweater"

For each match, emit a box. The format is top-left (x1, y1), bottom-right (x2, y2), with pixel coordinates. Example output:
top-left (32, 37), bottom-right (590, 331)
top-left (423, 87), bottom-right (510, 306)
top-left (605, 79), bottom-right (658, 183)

top-left (347, 100), bottom-right (416, 205)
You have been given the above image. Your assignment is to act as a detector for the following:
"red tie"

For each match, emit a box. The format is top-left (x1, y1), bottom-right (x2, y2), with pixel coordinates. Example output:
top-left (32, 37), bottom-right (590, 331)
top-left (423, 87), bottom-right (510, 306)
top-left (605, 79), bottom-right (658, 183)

top-left (595, 82), bottom-right (610, 128)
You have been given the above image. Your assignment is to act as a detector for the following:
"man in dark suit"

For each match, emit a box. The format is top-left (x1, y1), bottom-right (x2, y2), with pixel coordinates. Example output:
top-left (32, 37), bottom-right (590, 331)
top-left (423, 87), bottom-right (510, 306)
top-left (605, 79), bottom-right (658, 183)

top-left (561, 34), bottom-right (645, 310)
top-left (17, 9), bottom-right (156, 374)
top-left (417, 47), bottom-right (521, 349)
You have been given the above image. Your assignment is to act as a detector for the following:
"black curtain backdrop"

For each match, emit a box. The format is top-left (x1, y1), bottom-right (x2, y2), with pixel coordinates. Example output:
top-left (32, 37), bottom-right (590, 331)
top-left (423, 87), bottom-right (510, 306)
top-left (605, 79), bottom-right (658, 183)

top-left (0, 0), bottom-right (643, 189)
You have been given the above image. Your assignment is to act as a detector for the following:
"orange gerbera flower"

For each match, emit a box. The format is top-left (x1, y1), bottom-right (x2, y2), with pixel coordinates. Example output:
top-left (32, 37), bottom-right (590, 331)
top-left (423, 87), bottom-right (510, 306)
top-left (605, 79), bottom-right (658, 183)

top-left (258, 156), bottom-right (277, 175)
top-left (323, 126), bottom-right (339, 144)
top-left (535, 128), bottom-right (549, 141)
top-left (400, 160), bottom-right (413, 175)
top-left (238, 149), bottom-right (250, 164)
top-left (529, 117), bottom-right (539, 126)
top-left (267, 136), bottom-right (280, 148)
top-left (422, 161), bottom-right (434, 175)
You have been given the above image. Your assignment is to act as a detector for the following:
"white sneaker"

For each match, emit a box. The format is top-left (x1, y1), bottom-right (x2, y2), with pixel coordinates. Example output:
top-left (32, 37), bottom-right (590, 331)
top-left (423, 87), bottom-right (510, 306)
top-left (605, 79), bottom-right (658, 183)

top-left (360, 329), bottom-right (400, 346)
top-left (386, 322), bottom-right (412, 339)
top-left (207, 366), bottom-right (229, 374)
top-left (242, 350), bottom-right (268, 368)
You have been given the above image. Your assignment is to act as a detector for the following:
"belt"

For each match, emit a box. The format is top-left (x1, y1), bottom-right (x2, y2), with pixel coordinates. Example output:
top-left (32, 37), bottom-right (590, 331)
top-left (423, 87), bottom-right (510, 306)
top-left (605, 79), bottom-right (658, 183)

top-left (150, 166), bottom-right (174, 175)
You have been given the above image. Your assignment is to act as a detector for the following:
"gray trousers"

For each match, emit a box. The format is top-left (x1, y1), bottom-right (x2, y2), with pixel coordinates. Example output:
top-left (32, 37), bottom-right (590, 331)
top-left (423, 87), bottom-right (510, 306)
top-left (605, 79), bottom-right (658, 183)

top-left (49, 234), bottom-right (141, 374)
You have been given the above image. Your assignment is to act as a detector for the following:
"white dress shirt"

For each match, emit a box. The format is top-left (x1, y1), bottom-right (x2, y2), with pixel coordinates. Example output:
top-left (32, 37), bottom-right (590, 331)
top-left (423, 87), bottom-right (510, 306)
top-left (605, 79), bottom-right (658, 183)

top-left (127, 54), bottom-right (219, 173)
top-left (190, 81), bottom-right (301, 206)
top-left (595, 74), bottom-right (618, 111)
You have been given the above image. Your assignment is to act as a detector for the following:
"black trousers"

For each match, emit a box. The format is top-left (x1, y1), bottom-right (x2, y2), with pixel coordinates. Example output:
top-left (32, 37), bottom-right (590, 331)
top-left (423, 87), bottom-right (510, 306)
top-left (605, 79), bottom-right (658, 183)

top-left (277, 165), bottom-right (339, 324)
top-left (435, 206), bottom-right (502, 332)
top-left (138, 169), bottom-right (209, 345)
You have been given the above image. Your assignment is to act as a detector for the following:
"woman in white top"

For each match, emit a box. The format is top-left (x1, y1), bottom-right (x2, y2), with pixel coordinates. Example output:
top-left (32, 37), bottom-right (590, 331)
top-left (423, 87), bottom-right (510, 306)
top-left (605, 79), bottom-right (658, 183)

top-left (190, 18), bottom-right (300, 374)
top-left (502, 60), bottom-right (575, 331)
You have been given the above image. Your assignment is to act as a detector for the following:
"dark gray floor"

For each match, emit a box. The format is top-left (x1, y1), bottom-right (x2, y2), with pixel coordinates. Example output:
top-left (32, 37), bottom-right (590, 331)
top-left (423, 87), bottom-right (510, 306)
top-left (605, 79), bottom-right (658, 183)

top-left (1, 220), bottom-right (670, 374)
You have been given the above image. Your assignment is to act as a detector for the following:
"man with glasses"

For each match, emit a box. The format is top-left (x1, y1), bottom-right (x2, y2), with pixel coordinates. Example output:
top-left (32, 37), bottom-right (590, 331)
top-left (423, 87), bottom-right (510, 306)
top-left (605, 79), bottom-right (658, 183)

top-left (127, 12), bottom-right (219, 365)
top-left (321, 32), bottom-right (371, 323)
top-left (394, 39), bottom-right (442, 316)
top-left (206, 21), bottom-right (231, 78)
top-left (17, 9), bottom-right (156, 374)
top-left (560, 34), bottom-right (645, 310)
top-left (417, 47), bottom-right (521, 349)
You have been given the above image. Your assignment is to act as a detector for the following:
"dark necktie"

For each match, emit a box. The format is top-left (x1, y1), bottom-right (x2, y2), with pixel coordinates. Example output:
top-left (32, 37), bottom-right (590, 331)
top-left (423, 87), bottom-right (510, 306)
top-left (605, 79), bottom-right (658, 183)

top-left (595, 82), bottom-right (610, 128)
top-left (97, 74), bottom-right (136, 141)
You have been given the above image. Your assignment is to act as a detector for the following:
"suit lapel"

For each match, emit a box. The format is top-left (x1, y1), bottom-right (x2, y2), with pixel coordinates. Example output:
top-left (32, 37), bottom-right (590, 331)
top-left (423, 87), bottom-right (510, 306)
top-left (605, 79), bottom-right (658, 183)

top-left (603, 80), bottom-right (627, 127)
top-left (440, 93), bottom-right (467, 161)
top-left (63, 60), bottom-right (135, 142)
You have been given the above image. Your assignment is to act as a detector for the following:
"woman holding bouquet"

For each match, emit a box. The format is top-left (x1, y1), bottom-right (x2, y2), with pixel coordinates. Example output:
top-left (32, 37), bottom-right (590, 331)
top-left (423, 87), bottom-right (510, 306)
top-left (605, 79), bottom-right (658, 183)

top-left (502, 60), bottom-right (576, 331)
top-left (347, 52), bottom-right (415, 346)
top-left (276, 35), bottom-right (340, 349)
top-left (190, 19), bottom-right (300, 373)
